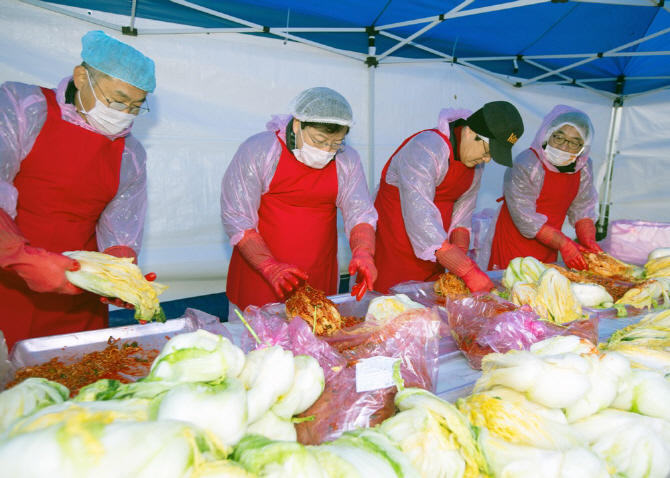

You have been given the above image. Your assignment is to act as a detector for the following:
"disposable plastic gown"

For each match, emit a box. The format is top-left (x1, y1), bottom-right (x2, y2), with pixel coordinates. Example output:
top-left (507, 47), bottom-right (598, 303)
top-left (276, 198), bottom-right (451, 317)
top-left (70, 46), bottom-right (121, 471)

top-left (502, 105), bottom-right (598, 238)
top-left (0, 77), bottom-right (148, 254)
top-left (220, 114), bottom-right (377, 246)
top-left (476, 105), bottom-right (598, 270)
top-left (382, 108), bottom-right (483, 261)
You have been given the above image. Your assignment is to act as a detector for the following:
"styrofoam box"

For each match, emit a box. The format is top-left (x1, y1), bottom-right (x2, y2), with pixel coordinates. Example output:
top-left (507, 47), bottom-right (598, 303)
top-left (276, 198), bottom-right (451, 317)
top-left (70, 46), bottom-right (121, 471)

top-left (1, 317), bottom-right (203, 391)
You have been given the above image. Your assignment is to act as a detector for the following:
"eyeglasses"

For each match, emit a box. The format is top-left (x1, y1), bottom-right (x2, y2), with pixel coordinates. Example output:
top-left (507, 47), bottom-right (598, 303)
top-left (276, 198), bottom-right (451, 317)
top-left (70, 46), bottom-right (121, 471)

top-left (551, 133), bottom-right (583, 152)
top-left (86, 68), bottom-right (150, 115)
top-left (475, 135), bottom-right (491, 159)
top-left (304, 128), bottom-right (346, 152)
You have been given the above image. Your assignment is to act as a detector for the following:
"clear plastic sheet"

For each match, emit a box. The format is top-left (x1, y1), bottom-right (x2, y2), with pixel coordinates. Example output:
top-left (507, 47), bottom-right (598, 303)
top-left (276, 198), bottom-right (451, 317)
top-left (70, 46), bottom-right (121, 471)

top-left (241, 299), bottom-right (441, 445)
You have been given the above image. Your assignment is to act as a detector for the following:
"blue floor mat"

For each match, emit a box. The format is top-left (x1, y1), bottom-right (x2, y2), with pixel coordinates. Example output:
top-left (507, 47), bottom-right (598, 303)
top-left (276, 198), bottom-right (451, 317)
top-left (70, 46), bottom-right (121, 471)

top-left (109, 292), bottom-right (230, 327)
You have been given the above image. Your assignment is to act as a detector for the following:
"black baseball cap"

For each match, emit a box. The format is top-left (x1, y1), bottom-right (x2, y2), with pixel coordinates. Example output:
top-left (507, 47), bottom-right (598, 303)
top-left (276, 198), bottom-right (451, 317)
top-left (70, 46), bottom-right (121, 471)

top-left (466, 101), bottom-right (524, 167)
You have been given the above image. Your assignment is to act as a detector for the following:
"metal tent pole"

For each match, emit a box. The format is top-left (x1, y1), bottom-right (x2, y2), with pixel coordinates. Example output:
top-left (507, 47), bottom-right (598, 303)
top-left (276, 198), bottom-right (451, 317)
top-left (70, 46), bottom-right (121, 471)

top-left (597, 94), bottom-right (624, 240)
top-left (367, 28), bottom-right (377, 195)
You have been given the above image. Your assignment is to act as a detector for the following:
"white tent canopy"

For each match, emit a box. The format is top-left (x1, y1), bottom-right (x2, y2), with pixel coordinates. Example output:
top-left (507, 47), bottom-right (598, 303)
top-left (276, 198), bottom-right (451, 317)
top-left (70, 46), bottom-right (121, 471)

top-left (1, 0), bottom-right (669, 302)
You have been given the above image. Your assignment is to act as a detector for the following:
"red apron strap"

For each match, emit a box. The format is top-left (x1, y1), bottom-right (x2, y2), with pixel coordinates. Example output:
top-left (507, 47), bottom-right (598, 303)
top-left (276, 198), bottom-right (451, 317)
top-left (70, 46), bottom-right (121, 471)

top-left (374, 128), bottom-right (475, 293)
top-left (0, 87), bottom-right (125, 349)
top-left (226, 132), bottom-right (339, 310)
top-left (488, 151), bottom-right (581, 270)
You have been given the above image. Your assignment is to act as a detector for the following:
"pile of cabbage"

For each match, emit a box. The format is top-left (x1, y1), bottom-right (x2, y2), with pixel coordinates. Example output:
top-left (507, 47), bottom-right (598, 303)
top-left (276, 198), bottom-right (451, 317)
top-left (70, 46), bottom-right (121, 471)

top-left (614, 248), bottom-right (670, 313)
top-left (502, 257), bottom-right (585, 323)
top-left (502, 251), bottom-right (670, 318)
top-left (601, 308), bottom-right (670, 373)
top-left (0, 330), bottom-right (326, 477)
top-left (466, 328), bottom-right (670, 478)
top-left (3, 325), bottom-right (670, 478)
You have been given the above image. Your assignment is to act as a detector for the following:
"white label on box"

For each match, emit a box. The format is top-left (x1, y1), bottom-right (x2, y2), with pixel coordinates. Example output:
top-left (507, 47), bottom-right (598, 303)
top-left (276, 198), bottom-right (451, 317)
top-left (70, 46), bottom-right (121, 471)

top-left (355, 356), bottom-right (399, 393)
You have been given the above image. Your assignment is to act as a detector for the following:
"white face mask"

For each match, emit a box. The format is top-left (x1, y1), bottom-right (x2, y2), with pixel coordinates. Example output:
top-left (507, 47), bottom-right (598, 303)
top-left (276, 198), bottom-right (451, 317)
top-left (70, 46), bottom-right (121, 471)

top-left (78, 72), bottom-right (136, 136)
top-left (292, 128), bottom-right (336, 169)
top-left (544, 144), bottom-right (579, 166)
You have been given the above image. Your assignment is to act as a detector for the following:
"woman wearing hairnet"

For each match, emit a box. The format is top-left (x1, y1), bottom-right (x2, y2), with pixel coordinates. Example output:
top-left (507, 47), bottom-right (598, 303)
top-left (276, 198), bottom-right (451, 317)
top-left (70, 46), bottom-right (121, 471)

top-left (0, 31), bottom-right (155, 349)
top-left (487, 105), bottom-right (601, 271)
top-left (221, 87), bottom-right (378, 312)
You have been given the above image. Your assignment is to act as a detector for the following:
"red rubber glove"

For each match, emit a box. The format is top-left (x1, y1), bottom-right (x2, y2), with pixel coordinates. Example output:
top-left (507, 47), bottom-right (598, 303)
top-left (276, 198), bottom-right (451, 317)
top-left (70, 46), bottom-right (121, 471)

top-left (449, 227), bottom-right (470, 254)
top-left (535, 224), bottom-right (588, 271)
top-left (348, 223), bottom-right (377, 301)
top-left (575, 218), bottom-right (603, 253)
top-left (100, 246), bottom-right (155, 309)
top-left (0, 209), bottom-right (82, 294)
top-left (237, 229), bottom-right (308, 300)
top-left (435, 240), bottom-right (494, 292)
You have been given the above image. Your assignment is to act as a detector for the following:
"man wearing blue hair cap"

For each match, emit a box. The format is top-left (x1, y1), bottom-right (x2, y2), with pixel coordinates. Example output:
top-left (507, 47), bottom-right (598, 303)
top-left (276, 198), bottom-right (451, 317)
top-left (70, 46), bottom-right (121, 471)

top-left (0, 30), bottom-right (157, 349)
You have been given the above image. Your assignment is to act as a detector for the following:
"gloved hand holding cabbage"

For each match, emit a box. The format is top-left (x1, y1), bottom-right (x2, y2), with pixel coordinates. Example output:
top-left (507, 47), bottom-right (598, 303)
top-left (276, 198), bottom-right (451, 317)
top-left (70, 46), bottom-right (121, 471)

top-left (62, 250), bottom-right (168, 323)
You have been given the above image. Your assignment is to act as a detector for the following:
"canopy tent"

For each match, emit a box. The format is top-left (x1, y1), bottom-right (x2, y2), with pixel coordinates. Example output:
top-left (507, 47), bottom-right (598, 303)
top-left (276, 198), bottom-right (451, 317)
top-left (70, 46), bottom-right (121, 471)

top-left (2, 0), bottom-right (670, 305)
top-left (22, 0), bottom-right (670, 98)
top-left (17, 0), bottom-right (670, 236)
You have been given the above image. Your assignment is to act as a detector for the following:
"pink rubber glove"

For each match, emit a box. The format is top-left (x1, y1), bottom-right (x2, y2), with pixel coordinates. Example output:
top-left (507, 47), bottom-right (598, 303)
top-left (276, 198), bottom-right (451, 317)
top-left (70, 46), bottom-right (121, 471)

top-left (575, 218), bottom-right (603, 253)
top-left (0, 209), bottom-right (82, 294)
top-left (435, 240), bottom-right (494, 292)
top-left (100, 245), bottom-right (156, 309)
top-left (535, 224), bottom-right (588, 271)
top-left (237, 229), bottom-right (308, 300)
top-left (348, 223), bottom-right (377, 301)
top-left (449, 227), bottom-right (470, 254)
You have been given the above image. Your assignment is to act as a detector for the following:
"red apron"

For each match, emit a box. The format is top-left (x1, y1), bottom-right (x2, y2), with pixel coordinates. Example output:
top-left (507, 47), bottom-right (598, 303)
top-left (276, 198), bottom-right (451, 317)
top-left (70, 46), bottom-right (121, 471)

top-left (373, 127), bottom-right (475, 293)
top-left (488, 150), bottom-right (581, 270)
top-left (0, 88), bottom-right (125, 350)
top-left (226, 132), bottom-right (339, 310)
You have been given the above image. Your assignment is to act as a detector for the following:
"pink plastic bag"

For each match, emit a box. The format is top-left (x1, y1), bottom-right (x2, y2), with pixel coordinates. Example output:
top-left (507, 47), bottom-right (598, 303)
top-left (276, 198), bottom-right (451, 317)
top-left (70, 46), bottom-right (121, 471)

top-left (444, 294), bottom-right (599, 369)
top-left (239, 305), bottom-right (291, 352)
top-left (295, 307), bottom-right (441, 445)
top-left (240, 300), bottom-right (441, 445)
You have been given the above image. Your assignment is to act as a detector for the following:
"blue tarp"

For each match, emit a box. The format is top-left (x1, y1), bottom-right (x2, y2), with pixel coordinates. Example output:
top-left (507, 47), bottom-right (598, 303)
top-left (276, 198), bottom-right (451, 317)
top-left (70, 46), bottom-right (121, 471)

top-left (40, 0), bottom-right (670, 97)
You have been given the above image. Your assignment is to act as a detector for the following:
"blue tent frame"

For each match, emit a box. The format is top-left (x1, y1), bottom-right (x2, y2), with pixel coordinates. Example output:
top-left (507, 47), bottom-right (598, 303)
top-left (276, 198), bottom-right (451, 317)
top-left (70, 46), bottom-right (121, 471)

top-left (23, 0), bottom-right (670, 99)
top-left (22, 0), bottom-right (670, 236)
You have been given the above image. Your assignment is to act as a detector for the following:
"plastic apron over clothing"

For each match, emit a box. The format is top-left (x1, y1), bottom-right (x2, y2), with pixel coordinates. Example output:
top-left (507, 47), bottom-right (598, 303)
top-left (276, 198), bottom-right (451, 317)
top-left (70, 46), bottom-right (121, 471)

top-left (374, 127), bottom-right (475, 294)
top-left (0, 88), bottom-right (125, 349)
top-left (226, 132), bottom-right (339, 311)
top-left (488, 150), bottom-right (581, 270)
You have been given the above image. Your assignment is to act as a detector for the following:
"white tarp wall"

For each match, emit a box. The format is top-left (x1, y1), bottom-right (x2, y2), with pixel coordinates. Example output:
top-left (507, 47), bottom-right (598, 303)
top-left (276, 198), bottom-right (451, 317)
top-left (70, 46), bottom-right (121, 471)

top-left (609, 89), bottom-right (670, 222)
top-left (1, 0), bottom-right (666, 302)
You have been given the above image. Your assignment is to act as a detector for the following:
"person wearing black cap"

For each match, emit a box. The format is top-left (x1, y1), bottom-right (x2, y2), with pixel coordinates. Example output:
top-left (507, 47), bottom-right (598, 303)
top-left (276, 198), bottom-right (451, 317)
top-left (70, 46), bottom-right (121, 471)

top-left (372, 102), bottom-right (524, 293)
top-left (486, 105), bottom-right (600, 271)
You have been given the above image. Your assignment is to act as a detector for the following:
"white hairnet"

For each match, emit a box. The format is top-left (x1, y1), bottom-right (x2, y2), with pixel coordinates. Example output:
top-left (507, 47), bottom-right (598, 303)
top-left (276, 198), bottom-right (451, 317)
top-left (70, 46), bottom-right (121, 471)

top-left (288, 87), bottom-right (354, 126)
top-left (540, 107), bottom-right (594, 148)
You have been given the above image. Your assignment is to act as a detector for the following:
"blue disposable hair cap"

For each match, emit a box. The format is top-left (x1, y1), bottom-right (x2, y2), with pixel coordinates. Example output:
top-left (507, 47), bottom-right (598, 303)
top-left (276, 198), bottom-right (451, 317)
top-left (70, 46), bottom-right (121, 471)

top-left (81, 30), bottom-right (156, 93)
